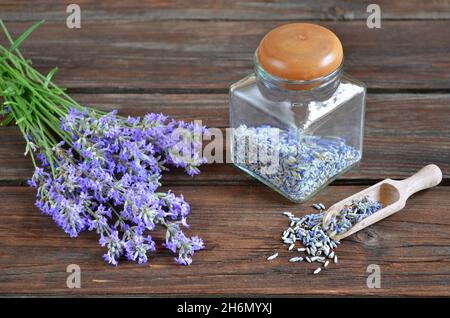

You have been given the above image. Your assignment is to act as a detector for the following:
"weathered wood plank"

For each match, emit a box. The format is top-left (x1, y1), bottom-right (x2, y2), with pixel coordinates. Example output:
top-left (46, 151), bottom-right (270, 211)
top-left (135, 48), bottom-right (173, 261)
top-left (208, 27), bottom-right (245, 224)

top-left (1, 93), bottom-right (449, 184)
top-left (1, 21), bottom-right (449, 90)
top-left (0, 185), bottom-right (449, 296)
top-left (1, 0), bottom-right (450, 21)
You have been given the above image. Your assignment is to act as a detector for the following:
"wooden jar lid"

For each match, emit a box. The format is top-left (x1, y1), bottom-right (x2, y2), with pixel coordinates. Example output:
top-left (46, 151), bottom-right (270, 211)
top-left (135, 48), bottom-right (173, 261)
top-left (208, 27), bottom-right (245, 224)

top-left (257, 23), bottom-right (343, 81)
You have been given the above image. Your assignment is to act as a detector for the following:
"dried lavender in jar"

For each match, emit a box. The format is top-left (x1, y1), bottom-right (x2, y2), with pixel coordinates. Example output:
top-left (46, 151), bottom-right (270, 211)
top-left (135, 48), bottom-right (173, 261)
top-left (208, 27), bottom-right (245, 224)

top-left (232, 124), bottom-right (361, 202)
top-left (230, 23), bottom-right (366, 203)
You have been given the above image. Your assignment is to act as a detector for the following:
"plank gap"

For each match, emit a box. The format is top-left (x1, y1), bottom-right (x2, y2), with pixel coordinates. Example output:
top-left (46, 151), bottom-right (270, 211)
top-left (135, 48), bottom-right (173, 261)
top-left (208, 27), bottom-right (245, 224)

top-left (63, 88), bottom-right (450, 95)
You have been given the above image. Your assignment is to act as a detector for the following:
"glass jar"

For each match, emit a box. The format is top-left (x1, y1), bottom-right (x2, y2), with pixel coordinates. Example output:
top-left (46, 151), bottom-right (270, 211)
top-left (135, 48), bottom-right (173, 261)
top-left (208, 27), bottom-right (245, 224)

top-left (229, 23), bottom-right (365, 202)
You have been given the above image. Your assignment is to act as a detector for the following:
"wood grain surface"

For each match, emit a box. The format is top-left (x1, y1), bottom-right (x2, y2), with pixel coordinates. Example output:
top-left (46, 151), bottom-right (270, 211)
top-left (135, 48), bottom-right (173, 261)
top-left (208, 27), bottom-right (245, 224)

top-left (0, 185), bottom-right (449, 296)
top-left (0, 21), bottom-right (449, 91)
top-left (2, 0), bottom-right (450, 21)
top-left (1, 94), bottom-right (449, 184)
top-left (0, 0), bottom-right (449, 296)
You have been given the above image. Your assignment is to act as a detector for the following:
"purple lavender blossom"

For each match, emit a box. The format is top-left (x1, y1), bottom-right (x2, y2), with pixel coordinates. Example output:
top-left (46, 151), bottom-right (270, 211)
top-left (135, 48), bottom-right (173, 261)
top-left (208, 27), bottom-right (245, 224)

top-left (29, 108), bottom-right (207, 265)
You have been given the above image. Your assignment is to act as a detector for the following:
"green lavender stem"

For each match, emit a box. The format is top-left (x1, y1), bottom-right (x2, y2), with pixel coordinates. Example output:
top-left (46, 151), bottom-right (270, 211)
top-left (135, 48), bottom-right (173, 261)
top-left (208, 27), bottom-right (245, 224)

top-left (0, 20), bottom-right (101, 176)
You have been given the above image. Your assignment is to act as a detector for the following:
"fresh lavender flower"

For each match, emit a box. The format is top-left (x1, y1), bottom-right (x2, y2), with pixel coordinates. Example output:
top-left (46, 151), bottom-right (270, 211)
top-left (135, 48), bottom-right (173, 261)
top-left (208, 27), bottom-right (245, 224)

top-left (1, 21), bottom-right (207, 266)
top-left (99, 230), bottom-right (125, 266)
top-left (29, 108), bottom-right (208, 265)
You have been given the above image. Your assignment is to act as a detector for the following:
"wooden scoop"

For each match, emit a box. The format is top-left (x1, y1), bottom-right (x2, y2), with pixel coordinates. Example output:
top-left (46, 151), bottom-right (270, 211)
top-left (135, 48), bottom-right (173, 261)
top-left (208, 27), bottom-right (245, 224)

top-left (323, 164), bottom-right (443, 241)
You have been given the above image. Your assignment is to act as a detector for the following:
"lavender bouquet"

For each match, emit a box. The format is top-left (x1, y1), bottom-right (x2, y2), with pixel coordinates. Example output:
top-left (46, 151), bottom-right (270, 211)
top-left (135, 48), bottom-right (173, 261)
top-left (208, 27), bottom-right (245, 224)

top-left (0, 20), bottom-right (207, 265)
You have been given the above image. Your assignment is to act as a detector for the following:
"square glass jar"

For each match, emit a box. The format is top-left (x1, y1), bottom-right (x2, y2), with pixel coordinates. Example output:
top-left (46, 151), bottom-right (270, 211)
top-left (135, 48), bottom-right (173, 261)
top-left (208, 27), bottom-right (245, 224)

top-left (229, 56), bottom-right (365, 202)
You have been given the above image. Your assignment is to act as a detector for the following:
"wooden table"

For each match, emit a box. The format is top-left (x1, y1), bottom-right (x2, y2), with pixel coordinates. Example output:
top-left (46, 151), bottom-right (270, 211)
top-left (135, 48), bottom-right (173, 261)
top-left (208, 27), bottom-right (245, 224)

top-left (1, 1), bottom-right (450, 296)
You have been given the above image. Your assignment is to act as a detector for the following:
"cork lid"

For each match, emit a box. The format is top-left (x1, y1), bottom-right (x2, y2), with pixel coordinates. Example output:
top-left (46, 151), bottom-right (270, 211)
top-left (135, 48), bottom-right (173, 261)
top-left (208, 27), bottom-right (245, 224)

top-left (257, 23), bottom-right (343, 81)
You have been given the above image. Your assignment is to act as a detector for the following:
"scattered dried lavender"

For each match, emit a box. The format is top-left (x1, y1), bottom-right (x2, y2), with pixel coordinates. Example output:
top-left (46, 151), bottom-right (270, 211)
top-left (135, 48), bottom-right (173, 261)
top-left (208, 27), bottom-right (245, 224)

top-left (274, 196), bottom-right (382, 274)
top-left (232, 125), bottom-right (361, 202)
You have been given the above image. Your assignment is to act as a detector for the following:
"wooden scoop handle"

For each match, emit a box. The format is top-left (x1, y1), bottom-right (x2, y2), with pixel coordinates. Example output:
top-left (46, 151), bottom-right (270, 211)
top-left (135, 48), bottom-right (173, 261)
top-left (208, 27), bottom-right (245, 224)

top-left (398, 164), bottom-right (442, 199)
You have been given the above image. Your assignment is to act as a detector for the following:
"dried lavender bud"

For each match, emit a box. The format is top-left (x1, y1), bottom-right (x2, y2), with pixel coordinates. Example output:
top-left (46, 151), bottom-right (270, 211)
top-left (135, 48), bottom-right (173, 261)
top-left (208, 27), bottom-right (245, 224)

top-left (312, 204), bottom-right (323, 211)
top-left (267, 252), bottom-right (279, 261)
